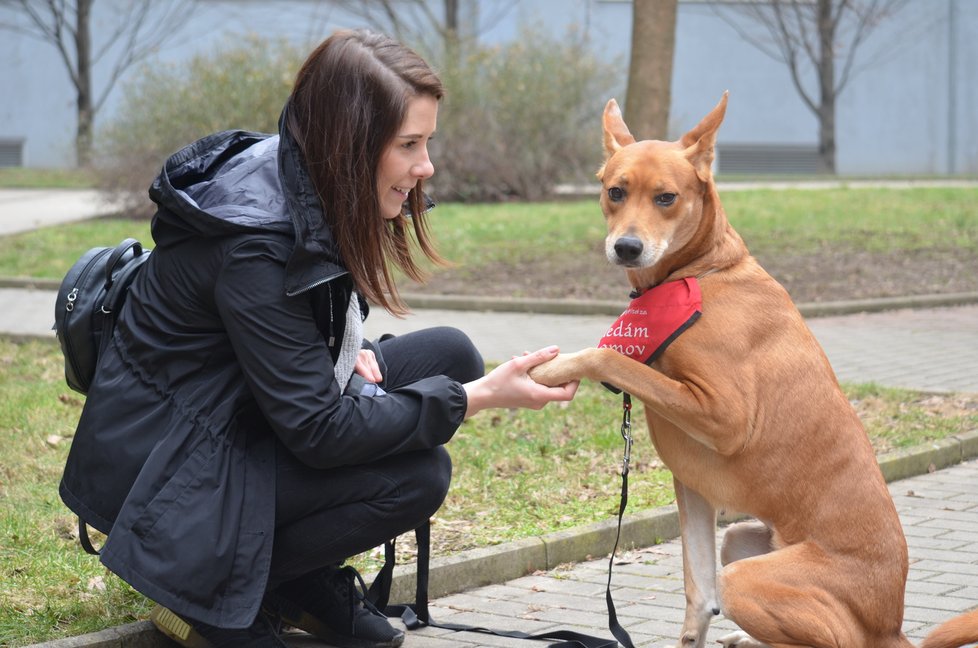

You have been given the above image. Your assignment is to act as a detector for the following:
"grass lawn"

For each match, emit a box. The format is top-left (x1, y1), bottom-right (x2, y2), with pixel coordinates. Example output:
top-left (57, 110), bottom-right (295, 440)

top-left (0, 167), bottom-right (96, 190)
top-left (1, 187), bottom-right (976, 285)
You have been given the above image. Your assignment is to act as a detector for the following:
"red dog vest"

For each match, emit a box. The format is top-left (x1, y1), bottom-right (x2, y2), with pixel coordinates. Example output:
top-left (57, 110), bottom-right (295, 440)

top-left (598, 277), bottom-right (702, 365)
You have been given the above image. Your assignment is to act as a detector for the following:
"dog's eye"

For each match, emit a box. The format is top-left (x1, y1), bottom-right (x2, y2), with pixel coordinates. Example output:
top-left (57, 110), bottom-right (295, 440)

top-left (608, 187), bottom-right (625, 202)
top-left (655, 193), bottom-right (677, 207)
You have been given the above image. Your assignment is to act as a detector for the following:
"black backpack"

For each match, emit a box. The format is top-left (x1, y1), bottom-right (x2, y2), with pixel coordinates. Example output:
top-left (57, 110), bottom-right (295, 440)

top-left (54, 238), bottom-right (151, 394)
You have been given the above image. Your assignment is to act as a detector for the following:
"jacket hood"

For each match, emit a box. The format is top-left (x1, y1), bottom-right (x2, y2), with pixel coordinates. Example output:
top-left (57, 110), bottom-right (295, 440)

top-left (148, 109), bottom-right (347, 295)
top-left (275, 101), bottom-right (350, 295)
top-left (149, 131), bottom-right (290, 241)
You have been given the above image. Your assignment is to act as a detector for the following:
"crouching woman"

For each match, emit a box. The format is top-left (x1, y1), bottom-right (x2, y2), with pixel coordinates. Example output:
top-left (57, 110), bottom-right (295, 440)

top-left (59, 29), bottom-right (578, 648)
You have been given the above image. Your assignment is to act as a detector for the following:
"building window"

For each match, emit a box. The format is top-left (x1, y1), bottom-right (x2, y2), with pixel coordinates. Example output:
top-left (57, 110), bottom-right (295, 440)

top-left (0, 139), bottom-right (24, 167)
top-left (717, 144), bottom-right (819, 175)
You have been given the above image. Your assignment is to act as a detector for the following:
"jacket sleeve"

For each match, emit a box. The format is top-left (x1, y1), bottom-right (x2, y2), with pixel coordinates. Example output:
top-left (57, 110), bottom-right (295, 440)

top-left (214, 238), bottom-right (467, 469)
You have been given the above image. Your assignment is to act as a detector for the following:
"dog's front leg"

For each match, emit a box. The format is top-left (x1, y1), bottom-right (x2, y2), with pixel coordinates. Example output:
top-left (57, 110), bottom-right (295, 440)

top-left (674, 478), bottom-right (719, 648)
top-left (531, 348), bottom-right (752, 456)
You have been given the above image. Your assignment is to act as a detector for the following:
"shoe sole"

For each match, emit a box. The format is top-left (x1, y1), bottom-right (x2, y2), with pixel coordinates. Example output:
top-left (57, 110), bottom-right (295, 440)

top-left (265, 594), bottom-right (404, 648)
top-left (149, 605), bottom-right (213, 648)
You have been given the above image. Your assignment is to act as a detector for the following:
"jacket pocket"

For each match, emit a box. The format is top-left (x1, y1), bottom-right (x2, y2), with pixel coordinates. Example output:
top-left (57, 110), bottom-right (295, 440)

top-left (130, 439), bottom-right (212, 540)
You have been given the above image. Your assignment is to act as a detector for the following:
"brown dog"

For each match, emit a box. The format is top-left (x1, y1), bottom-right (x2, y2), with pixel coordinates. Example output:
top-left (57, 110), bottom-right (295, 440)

top-left (529, 94), bottom-right (978, 648)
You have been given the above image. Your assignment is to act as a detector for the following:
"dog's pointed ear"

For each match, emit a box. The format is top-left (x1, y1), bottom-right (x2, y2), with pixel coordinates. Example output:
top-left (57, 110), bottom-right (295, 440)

top-left (602, 99), bottom-right (635, 160)
top-left (682, 91), bottom-right (728, 183)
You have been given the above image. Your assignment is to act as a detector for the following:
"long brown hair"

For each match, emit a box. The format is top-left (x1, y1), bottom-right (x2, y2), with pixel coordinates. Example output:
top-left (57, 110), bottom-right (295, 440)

top-left (286, 29), bottom-right (446, 315)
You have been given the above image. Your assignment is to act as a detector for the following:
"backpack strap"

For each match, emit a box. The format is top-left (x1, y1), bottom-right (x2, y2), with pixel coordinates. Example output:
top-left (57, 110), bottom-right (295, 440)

top-left (78, 517), bottom-right (102, 556)
top-left (102, 250), bottom-right (151, 316)
top-left (375, 411), bottom-right (639, 648)
top-left (103, 238), bottom-right (143, 288)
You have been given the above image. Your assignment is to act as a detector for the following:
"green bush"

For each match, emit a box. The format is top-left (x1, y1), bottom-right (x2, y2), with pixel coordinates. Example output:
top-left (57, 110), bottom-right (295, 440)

top-left (429, 23), bottom-right (622, 202)
top-left (94, 34), bottom-right (305, 216)
top-left (94, 27), bottom-right (622, 213)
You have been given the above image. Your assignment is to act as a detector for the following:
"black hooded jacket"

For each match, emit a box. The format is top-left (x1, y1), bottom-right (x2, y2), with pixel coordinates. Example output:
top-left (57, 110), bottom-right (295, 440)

top-left (58, 120), bottom-right (467, 628)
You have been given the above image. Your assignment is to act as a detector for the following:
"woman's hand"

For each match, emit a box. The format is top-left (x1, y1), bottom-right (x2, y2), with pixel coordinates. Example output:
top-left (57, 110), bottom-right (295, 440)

top-left (354, 349), bottom-right (383, 383)
top-left (463, 346), bottom-right (579, 419)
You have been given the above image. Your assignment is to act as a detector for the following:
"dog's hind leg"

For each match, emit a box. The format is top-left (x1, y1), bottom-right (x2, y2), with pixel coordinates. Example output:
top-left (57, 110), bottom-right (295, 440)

top-left (717, 542), bottom-right (866, 648)
top-left (674, 479), bottom-right (720, 648)
top-left (715, 630), bottom-right (771, 647)
top-left (720, 519), bottom-right (775, 566)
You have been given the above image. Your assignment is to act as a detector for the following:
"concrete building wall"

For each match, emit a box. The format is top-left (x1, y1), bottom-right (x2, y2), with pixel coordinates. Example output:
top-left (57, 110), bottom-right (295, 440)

top-left (1, 0), bottom-right (974, 175)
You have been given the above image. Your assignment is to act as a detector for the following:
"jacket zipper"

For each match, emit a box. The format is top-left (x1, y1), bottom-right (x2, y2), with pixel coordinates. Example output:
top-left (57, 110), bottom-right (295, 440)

top-left (285, 269), bottom-right (348, 298)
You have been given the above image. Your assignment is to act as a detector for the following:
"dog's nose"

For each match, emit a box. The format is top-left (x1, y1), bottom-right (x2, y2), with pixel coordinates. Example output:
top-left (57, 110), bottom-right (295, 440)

top-left (613, 236), bottom-right (644, 262)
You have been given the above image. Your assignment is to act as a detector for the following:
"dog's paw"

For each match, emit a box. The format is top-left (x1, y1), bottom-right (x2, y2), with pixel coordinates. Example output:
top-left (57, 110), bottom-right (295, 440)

top-left (528, 352), bottom-right (583, 387)
top-left (716, 630), bottom-right (769, 647)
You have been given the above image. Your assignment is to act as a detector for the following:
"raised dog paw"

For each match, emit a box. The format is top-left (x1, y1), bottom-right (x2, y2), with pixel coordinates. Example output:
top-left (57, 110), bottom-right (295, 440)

top-left (527, 351), bottom-right (583, 387)
top-left (716, 630), bottom-right (769, 647)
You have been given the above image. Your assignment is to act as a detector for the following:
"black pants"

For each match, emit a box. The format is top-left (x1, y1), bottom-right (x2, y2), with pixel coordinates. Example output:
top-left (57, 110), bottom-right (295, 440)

top-left (267, 326), bottom-right (484, 588)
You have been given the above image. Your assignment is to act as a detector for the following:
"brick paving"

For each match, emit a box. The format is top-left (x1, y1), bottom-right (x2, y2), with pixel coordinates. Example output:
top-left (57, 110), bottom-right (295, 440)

top-left (806, 306), bottom-right (978, 394)
top-left (375, 460), bottom-right (978, 647)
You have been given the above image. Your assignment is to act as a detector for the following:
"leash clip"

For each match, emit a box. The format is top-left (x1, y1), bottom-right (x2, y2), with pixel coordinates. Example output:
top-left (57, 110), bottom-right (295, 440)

top-left (620, 393), bottom-right (633, 476)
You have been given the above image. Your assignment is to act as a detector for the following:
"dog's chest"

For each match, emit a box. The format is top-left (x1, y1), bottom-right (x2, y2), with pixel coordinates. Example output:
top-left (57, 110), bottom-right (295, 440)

top-left (597, 278), bottom-right (701, 367)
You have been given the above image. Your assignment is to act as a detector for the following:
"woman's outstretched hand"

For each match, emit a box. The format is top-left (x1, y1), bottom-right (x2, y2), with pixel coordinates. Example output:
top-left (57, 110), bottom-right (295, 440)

top-left (463, 346), bottom-right (579, 419)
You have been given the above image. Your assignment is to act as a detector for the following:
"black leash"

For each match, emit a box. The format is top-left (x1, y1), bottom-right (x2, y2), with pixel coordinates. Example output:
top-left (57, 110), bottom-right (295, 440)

top-left (376, 394), bottom-right (637, 648)
top-left (604, 393), bottom-right (636, 648)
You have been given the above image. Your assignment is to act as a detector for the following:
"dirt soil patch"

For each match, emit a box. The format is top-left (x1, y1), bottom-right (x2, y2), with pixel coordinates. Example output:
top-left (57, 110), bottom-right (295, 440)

top-left (410, 245), bottom-right (977, 304)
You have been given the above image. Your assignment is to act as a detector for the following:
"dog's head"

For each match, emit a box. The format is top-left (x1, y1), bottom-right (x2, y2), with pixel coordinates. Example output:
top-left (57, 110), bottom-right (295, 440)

top-left (596, 92), bottom-right (729, 288)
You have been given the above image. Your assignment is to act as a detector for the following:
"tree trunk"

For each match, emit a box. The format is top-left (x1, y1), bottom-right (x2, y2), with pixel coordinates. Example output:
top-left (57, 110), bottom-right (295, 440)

top-left (444, 0), bottom-right (458, 33)
top-left (75, 0), bottom-right (94, 167)
top-left (623, 0), bottom-right (678, 141)
top-left (816, 0), bottom-right (836, 174)
top-left (443, 0), bottom-right (460, 60)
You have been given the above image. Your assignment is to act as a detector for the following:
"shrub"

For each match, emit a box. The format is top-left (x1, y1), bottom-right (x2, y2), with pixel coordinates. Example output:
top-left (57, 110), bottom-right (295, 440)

top-left (94, 27), bottom-right (622, 213)
top-left (428, 23), bottom-right (622, 202)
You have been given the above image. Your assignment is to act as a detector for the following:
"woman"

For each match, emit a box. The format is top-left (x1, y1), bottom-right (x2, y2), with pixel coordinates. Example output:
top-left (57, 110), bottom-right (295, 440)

top-left (59, 29), bottom-right (577, 648)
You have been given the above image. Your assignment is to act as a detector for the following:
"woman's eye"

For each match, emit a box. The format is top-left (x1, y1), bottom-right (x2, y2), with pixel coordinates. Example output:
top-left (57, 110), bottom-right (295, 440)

top-left (608, 187), bottom-right (625, 202)
top-left (655, 193), bottom-right (677, 206)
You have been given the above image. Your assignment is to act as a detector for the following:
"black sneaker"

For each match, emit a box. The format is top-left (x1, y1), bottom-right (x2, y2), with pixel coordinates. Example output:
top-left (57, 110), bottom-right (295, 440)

top-left (266, 565), bottom-right (405, 648)
top-left (150, 604), bottom-right (288, 648)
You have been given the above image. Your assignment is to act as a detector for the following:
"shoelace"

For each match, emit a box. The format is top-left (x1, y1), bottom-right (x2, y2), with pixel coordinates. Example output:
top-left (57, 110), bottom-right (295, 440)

top-left (338, 566), bottom-right (385, 617)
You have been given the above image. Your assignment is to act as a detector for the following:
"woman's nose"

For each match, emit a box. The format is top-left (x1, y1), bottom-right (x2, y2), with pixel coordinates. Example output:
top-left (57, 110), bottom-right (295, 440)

top-left (413, 149), bottom-right (434, 179)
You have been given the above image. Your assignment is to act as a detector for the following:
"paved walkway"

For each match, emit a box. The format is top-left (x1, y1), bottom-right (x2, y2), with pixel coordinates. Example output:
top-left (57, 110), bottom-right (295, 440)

top-left (383, 460), bottom-right (978, 647)
top-left (13, 286), bottom-right (978, 393)
top-left (0, 188), bottom-right (111, 236)
top-left (361, 304), bottom-right (978, 394)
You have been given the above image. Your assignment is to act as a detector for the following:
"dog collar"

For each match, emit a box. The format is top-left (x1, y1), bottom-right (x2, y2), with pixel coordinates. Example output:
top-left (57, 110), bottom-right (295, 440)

top-left (598, 277), bottom-right (702, 366)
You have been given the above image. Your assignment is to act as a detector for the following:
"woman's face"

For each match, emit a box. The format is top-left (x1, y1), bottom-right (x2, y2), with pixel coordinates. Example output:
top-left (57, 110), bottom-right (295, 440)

top-left (377, 94), bottom-right (439, 220)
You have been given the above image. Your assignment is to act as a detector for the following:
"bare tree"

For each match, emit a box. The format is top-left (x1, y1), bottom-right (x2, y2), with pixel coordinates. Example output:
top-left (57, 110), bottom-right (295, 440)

top-left (0, 0), bottom-right (196, 166)
top-left (323, 0), bottom-right (517, 59)
top-left (623, 0), bottom-right (678, 141)
top-left (713, 0), bottom-right (908, 174)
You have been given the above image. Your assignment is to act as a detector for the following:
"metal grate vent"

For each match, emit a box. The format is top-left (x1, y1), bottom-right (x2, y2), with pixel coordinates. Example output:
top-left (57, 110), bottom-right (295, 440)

top-left (717, 144), bottom-right (819, 175)
top-left (0, 139), bottom-right (24, 167)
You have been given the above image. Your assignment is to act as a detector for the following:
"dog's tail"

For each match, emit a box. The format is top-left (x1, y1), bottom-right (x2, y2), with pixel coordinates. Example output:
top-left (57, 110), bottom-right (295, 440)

top-left (919, 608), bottom-right (978, 648)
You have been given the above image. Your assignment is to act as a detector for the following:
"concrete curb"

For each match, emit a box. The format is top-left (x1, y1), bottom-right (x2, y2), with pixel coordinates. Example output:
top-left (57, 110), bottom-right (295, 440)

top-left (0, 277), bottom-right (61, 290)
top-left (25, 622), bottom-right (163, 648)
top-left (3, 273), bottom-right (978, 320)
top-left (395, 291), bottom-right (978, 318)
top-left (27, 429), bottom-right (978, 647)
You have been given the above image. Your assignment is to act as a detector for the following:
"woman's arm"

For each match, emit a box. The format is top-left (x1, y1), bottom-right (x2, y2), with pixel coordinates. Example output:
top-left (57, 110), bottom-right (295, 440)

top-left (462, 346), bottom-right (579, 419)
top-left (353, 344), bottom-right (579, 418)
